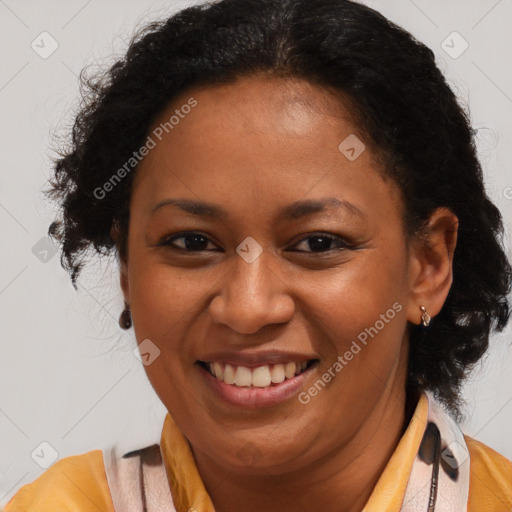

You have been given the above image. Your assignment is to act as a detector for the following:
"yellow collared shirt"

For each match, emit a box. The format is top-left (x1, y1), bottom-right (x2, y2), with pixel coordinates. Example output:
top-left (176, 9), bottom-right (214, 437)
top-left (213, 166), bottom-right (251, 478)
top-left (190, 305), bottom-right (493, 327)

top-left (5, 393), bottom-right (512, 511)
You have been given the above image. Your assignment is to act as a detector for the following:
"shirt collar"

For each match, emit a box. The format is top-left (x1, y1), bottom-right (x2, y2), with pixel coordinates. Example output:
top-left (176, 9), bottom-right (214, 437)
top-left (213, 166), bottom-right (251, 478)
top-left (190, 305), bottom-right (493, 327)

top-left (362, 390), bottom-right (429, 511)
top-left (160, 391), bottom-right (429, 512)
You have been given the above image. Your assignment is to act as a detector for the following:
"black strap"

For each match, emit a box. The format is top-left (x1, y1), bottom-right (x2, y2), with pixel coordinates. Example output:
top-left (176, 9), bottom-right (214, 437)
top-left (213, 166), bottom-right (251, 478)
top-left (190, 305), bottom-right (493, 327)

top-left (140, 454), bottom-right (148, 512)
top-left (418, 422), bottom-right (441, 512)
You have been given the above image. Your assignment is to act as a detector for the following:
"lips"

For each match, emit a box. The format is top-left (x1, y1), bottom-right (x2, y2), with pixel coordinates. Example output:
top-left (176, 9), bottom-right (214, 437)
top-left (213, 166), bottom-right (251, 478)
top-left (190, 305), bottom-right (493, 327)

top-left (194, 350), bottom-right (319, 407)
top-left (196, 357), bottom-right (319, 408)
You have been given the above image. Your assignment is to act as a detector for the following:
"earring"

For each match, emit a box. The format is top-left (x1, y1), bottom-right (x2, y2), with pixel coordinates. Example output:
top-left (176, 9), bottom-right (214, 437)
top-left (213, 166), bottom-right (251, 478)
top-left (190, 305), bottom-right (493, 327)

top-left (420, 306), bottom-right (431, 327)
top-left (119, 301), bottom-right (132, 329)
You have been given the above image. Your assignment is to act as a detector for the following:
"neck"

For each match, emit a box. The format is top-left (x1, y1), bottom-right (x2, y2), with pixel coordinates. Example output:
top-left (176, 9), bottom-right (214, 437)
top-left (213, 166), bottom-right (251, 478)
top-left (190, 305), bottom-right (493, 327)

top-left (191, 384), bottom-right (420, 512)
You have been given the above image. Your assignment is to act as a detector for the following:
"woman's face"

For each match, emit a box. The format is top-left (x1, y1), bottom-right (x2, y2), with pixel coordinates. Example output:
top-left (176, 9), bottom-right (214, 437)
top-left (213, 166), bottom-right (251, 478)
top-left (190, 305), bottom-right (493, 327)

top-left (122, 75), bottom-right (419, 474)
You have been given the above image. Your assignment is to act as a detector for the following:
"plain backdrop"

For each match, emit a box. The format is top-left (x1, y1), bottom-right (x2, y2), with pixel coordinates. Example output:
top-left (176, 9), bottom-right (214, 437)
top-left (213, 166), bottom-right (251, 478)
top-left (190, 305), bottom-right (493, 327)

top-left (1, 0), bottom-right (511, 505)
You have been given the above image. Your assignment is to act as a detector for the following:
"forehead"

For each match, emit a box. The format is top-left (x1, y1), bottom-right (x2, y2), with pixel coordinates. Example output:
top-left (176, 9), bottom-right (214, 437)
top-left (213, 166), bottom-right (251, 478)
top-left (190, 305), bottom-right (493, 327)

top-left (130, 74), bottom-right (400, 223)
top-left (136, 74), bottom-right (364, 173)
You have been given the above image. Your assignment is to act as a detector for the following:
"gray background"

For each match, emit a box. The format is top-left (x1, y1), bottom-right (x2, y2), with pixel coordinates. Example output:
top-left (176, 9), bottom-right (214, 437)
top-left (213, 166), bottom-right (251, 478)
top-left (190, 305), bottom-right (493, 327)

top-left (1, 0), bottom-right (511, 505)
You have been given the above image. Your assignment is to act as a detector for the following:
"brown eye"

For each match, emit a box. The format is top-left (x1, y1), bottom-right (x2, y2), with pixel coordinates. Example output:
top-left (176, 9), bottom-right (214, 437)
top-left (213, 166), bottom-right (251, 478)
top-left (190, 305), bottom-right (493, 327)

top-left (159, 232), bottom-right (219, 252)
top-left (290, 233), bottom-right (353, 253)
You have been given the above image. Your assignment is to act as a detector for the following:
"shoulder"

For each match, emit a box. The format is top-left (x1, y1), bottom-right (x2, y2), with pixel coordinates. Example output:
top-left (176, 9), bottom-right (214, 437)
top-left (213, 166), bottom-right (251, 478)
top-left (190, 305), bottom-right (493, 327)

top-left (464, 434), bottom-right (512, 512)
top-left (4, 449), bottom-right (114, 512)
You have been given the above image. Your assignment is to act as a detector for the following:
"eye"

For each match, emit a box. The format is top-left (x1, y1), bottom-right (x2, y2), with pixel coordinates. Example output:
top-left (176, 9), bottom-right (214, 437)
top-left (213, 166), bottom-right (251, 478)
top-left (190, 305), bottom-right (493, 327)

top-left (289, 233), bottom-right (353, 253)
top-left (158, 232), bottom-right (219, 252)
top-left (157, 231), bottom-right (353, 254)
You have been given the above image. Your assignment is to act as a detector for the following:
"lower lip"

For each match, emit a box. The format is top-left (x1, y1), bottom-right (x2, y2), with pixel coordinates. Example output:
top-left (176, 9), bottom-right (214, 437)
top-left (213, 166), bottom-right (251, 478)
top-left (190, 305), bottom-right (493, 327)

top-left (197, 362), bottom-right (318, 409)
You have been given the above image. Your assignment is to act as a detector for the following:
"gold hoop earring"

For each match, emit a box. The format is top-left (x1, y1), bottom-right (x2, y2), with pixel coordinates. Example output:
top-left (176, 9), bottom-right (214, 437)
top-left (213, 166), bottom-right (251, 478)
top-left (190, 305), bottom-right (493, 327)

top-left (420, 306), bottom-right (431, 327)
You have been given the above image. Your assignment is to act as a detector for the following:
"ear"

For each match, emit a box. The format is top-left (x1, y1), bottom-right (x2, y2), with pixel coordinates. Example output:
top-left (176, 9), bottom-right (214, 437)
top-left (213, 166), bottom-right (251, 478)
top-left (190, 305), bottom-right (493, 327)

top-left (406, 207), bottom-right (459, 326)
top-left (110, 223), bottom-right (130, 304)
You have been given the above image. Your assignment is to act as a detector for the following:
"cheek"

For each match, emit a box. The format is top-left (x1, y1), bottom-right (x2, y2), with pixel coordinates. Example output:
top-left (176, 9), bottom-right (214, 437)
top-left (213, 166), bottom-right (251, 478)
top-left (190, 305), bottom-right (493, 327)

top-left (323, 246), bottom-right (405, 314)
top-left (129, 259), bottom-right (204, 334)
top-left (313, 247), bottom-right (408, 368)
top-left (299, 267), bottom-right (408, 429)
top-left (127, 262), bottom-right (200, 406)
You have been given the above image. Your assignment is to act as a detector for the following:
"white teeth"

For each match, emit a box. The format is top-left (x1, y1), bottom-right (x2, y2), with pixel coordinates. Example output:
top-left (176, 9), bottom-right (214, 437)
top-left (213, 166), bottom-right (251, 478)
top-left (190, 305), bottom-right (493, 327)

top-left (251, 365), bottom-right (272, 387)
top-left (284, 362), bottom-right (296, 379)
top-left (234, 366), bottom-right (252, 387)
top-left (212, 361), bottom-right (223, 379)
top-left (270, 364), bottom-right (286, 384)
top-left (224, 364), bottom-right (236, 384)
top-left (205, 361), bottom-right (311, 388)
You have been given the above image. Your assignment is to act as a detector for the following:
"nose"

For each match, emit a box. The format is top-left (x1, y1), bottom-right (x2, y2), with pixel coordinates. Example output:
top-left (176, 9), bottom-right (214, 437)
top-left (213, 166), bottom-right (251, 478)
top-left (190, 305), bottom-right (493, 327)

top-left (208, 249), bottom-right (295, 335)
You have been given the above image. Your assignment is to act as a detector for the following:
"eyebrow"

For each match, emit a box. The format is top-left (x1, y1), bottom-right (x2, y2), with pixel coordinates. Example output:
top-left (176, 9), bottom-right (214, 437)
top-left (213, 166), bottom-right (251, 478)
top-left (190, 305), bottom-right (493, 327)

top-left (150, 197), bottom-right (366, 221)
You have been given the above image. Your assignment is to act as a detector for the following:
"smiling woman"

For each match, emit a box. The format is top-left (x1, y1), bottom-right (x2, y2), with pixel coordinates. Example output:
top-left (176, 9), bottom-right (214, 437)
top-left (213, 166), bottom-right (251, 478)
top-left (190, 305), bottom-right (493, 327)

top-left (5, 0), bottom-right (512, 511)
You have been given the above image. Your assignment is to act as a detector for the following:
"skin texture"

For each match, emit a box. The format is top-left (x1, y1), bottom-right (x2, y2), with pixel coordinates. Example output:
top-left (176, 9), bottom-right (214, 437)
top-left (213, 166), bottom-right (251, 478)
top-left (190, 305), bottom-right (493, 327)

top-left (114, 74), bottom-right (458, 512)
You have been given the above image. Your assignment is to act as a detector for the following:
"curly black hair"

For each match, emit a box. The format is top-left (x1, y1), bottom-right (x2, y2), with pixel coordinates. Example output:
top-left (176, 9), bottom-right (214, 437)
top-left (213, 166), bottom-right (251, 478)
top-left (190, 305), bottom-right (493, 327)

top-left (47, 0), bottom-right (511, 419)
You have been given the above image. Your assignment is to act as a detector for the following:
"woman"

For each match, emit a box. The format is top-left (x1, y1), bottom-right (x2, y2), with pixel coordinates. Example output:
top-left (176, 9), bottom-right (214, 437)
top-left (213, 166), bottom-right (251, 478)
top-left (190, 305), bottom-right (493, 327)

top-left (6, 0), bottom-right (511, 510)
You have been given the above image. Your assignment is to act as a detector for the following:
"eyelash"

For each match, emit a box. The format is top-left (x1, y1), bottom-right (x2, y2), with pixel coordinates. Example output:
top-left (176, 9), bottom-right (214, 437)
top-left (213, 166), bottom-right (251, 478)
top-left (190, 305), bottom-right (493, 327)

top-left (157, 231), bottom-right (354, 254)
